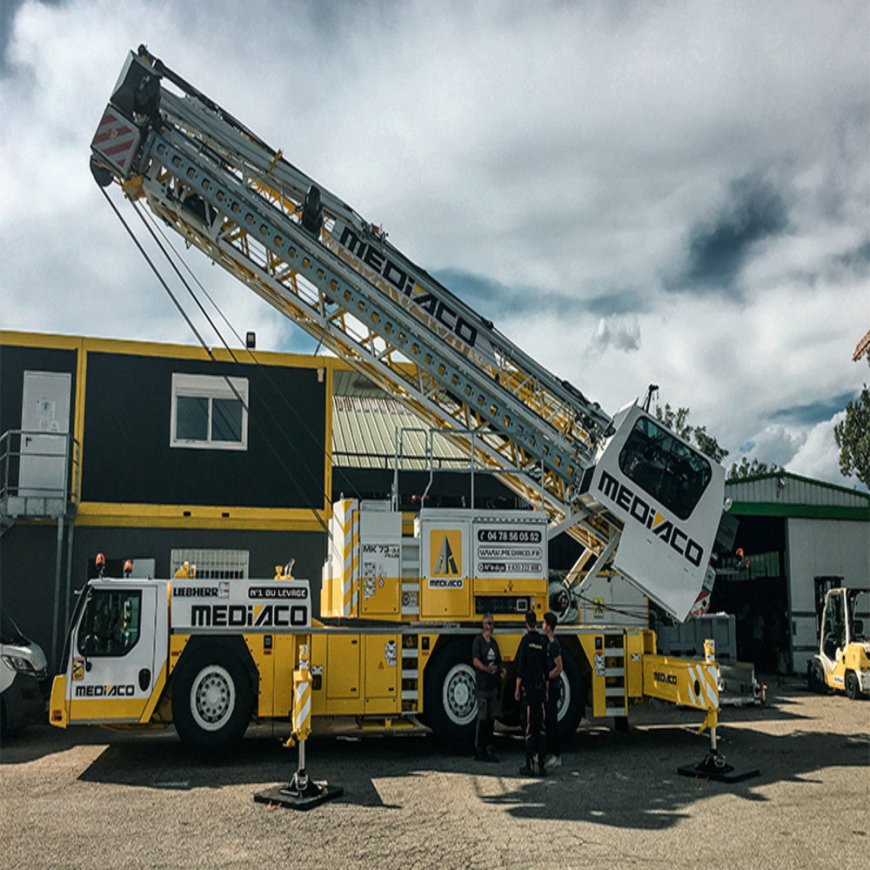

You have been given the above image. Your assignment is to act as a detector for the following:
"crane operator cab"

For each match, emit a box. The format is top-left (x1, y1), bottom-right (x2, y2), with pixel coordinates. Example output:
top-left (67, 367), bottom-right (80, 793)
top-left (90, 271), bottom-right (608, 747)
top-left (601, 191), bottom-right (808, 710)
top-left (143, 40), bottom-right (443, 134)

top-left (582, 404), bottom-right (732, 622)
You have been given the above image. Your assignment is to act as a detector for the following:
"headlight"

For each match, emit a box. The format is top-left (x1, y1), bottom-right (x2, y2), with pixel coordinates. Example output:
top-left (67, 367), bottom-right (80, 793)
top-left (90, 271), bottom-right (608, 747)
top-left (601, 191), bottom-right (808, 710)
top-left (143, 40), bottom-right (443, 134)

top-left (2, 654), bottom-right (37, 674)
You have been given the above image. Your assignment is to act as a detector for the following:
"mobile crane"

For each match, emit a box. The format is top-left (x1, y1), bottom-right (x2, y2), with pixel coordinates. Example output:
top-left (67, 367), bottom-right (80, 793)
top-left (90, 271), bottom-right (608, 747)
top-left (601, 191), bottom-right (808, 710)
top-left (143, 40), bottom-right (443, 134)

top-left (50, 47), bottom-right (735, 756)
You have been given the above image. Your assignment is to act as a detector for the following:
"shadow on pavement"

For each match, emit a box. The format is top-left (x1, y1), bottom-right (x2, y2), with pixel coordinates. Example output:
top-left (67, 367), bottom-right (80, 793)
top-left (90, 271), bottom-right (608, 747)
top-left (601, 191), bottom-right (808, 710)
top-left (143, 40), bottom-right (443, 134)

top-left (3, 679), bottom-right (866, 830)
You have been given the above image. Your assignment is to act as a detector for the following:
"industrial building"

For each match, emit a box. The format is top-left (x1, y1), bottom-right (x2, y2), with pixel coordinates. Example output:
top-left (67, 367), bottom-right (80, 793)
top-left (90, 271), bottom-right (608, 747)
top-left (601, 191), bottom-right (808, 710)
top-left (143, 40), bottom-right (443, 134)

top-left (717, 473), bottom-right (870, 675)
top-left (2, 329), bottom-right (868, 675)
top-left (0, 330), bottom-right (516, 668)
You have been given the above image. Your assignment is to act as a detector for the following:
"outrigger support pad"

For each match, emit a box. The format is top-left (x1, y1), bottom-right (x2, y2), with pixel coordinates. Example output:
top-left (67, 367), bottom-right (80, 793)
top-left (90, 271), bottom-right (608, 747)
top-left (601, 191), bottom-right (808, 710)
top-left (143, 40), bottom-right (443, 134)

top-left (254, 746), bottom-right (343, 810)
top-left (678, 723), bottom-right (760, 783)
top-left (254, 769), bottom-right (343, 810)
top-left (678, 750), bottom-right (760, 783)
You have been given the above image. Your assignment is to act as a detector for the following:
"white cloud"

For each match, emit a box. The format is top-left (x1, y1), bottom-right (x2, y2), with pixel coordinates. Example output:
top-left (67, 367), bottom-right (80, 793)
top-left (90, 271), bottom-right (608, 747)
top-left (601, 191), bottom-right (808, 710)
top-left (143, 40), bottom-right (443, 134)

top-left (786, 413), bottom-right (849, 484)
top-left (1, 0), bottom-right (868, 489)
top-left (589, 316), bottom-right (641, 353)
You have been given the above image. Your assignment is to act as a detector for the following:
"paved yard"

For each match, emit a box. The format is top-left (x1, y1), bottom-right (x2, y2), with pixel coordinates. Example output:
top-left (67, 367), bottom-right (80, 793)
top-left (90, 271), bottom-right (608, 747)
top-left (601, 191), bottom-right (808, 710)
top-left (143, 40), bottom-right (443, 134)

top-left (1, 678), bottom-right (867, 868)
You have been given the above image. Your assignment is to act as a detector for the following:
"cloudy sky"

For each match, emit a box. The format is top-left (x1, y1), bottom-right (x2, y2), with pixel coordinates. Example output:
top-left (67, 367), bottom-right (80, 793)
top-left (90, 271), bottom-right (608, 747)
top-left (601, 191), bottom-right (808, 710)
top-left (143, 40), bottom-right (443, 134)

top-left (2, 0), bottom-right (868, 488)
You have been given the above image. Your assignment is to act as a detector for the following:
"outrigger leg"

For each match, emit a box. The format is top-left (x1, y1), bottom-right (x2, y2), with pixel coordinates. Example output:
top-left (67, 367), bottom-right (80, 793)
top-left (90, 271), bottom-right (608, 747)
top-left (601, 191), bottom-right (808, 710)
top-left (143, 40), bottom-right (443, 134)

top-left (254, 641), bottom-right (343, 810)
top-left (678, 642), bottom-right (760, 784)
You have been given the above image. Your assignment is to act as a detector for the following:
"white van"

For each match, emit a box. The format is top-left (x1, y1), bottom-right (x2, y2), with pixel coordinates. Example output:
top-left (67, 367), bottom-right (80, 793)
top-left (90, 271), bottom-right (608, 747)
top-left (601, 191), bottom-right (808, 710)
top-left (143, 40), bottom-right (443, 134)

top-left (1, 610), bottom-right (48, 735)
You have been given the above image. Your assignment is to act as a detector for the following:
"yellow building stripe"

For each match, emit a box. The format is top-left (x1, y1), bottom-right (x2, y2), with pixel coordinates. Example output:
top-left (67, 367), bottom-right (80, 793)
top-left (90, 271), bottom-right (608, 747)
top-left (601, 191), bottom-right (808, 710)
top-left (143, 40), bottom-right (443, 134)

top-left (75, 501), bottom-right (327, 531)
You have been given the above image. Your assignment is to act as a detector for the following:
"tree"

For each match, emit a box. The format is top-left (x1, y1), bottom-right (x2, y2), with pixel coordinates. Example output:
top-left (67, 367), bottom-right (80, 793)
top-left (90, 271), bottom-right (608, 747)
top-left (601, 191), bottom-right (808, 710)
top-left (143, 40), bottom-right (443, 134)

top-left (727, 457), bottom-right (781, 481)
top-left (834, 357), bottom-right (870, 487)
top-left (654, 403), bottom-right (729, 463)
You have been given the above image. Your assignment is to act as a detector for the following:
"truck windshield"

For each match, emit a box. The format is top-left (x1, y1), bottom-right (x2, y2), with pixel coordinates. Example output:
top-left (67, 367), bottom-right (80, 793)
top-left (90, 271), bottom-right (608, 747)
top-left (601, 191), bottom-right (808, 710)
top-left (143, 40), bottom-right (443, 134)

top-left (77, 589), bottom-right (142, 658)
top-left (618, 416), bottom-right (712, 520)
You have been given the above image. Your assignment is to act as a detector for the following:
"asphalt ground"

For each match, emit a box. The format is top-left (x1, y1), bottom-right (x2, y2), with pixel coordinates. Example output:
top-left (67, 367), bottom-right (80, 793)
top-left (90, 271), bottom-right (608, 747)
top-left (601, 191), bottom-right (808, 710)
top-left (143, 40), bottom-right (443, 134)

top-left (1, 677), bottom-right (867, 869)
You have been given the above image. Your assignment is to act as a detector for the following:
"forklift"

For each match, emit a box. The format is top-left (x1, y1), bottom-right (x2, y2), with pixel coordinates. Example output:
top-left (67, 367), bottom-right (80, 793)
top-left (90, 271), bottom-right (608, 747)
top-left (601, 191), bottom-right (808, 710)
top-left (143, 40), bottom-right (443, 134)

top-left (808, 587), bottom-right (870, 700)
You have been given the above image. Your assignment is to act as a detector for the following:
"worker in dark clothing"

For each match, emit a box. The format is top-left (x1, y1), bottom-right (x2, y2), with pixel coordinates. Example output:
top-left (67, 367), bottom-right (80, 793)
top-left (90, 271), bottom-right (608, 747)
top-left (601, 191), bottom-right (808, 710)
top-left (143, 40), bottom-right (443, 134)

top-left (543, 611), bottom-right (564, 769)
top-left (472, 613), bottom-right (504, 762)
top-left (514, 610), bottom-right (549, 776)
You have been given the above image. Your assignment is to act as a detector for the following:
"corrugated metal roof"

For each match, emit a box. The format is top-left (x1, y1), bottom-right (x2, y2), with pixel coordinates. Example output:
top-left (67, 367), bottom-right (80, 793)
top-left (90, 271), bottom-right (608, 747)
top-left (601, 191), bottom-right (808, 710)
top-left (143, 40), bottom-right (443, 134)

top-left (726, 471), bottom-right (870, 519)
top-left (332, 369), bottom-right (388, 398)
top-left (332, 396), bottom-right (469, 469)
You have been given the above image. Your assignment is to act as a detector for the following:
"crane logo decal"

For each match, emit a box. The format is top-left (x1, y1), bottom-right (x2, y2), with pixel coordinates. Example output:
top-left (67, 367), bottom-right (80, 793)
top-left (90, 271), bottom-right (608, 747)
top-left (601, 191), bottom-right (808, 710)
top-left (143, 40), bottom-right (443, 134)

top-left (429, 529), bottom-right (463, 588)
top-left (598, 470), bottom-right (705, 567)
top-left (333, 222), bottom-right (483, 352)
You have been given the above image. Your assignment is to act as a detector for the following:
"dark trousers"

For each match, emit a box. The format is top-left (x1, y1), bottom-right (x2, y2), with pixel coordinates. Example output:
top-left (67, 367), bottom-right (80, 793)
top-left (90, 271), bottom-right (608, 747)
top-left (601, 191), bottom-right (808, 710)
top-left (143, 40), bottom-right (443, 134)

top-left (475, 689), bottom-right (497, 752)
top-left (545, 680), bottom-right (560, 757)
top-left (520, 687), bottom-right (546, 765)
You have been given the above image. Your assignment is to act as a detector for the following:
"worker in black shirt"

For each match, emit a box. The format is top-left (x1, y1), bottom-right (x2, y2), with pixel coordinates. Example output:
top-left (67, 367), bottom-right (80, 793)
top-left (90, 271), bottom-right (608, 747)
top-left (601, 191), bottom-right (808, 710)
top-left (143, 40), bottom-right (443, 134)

top-left (543, 610), bottom-right (564, 769)
top-left (514, 610), bottom-right (548, 776)
top-left (472, 613), bottom-right (504, 762)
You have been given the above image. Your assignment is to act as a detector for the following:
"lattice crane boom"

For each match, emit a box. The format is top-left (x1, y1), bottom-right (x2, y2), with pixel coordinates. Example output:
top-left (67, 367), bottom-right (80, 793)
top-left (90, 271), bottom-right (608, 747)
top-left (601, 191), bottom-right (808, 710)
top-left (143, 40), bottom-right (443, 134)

top-left (89, 47), bottom-right (732, 619)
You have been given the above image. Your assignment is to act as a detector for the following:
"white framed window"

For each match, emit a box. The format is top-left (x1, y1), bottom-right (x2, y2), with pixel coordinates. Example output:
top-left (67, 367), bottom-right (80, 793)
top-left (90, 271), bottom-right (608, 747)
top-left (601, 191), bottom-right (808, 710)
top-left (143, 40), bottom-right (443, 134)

top-left (170, 548), bottom-right (250, 580)
top-left (170, 373), bottom-right (249, 450)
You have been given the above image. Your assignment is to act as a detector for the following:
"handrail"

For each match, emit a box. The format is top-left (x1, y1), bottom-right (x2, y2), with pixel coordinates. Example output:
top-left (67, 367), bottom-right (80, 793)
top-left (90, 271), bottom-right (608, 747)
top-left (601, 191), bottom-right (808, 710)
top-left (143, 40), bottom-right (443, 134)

top-left (0, 429), bottom-right (81, 516)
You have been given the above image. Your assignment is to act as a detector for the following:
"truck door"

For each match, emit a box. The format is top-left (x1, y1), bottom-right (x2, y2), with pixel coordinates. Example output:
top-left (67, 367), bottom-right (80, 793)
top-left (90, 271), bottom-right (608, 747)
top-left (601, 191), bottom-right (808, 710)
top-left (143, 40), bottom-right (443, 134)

top-left (66, 581), bottom-right (167, 723)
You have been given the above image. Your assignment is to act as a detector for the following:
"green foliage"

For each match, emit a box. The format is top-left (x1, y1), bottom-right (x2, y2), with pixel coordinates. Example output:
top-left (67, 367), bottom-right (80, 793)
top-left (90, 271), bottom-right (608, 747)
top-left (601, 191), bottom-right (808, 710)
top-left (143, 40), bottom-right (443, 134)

top-left (654, 403), bottom-right (729, 463)
top-left (727, 457), bottom-right (782, 481)
top-left (834, 382), bottom-right (870, 487)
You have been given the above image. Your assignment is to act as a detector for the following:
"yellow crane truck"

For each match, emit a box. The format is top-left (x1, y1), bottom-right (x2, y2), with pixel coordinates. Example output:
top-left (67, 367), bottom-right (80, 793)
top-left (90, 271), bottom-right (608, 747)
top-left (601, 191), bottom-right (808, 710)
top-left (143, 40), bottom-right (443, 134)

top-left (50, 47), bottom-right (737, 756)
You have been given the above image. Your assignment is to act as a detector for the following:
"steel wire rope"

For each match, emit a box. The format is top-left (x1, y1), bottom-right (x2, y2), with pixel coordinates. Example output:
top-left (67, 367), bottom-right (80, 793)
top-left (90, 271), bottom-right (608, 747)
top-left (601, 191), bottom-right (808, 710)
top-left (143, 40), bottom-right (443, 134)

top-left (134, 200), bottom-right (375, 567)
top-left (99, 186), bottom-right (332, 541)
top-left (133, 199), bottom-right (359, 502)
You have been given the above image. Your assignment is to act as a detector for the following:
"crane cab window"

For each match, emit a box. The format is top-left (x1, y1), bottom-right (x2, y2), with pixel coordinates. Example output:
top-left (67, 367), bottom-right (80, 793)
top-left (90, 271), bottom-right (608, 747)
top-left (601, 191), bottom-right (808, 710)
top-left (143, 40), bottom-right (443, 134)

top-left (170, 373), bottom-right (248, 450)
top-left (77, 589), bottom-right (142, 658)
top-left (618, 416), bottom-right (711, 520)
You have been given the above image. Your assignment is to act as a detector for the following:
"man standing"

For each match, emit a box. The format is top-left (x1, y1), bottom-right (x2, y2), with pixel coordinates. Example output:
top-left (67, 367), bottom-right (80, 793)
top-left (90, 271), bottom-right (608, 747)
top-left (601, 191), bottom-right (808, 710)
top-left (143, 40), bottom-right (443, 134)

top-left (543, 611), bottom-right (564, 769)
top-left (514, 610), bottom-right (548, 776)
top-left (472, 613), bottom-right (503, 762)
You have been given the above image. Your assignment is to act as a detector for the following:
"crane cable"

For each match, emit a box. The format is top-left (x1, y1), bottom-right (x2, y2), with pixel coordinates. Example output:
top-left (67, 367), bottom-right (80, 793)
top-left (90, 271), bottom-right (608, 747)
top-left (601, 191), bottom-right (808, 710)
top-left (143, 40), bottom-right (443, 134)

top-left (98, 185), bottom-right (335, 540)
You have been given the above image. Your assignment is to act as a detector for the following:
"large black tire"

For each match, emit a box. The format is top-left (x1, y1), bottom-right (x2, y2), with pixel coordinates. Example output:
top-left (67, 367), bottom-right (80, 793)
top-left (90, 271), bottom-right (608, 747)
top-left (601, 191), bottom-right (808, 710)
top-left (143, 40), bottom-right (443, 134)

top-left (424, 638), bottom-right (477, 749)
top-left (845, 670), bottom-right (861, 701)
top-left (554, 650), bottom-right (587, 741)
top-left (171, 646), bottom-right (254, 753)
top-left (808, 659), bottom-right (827, 694)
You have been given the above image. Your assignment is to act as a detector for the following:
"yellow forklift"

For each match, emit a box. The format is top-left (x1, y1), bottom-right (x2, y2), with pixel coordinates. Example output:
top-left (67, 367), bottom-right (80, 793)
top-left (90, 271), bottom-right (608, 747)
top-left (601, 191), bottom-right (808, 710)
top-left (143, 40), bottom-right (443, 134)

top-left (808, 587), bottom-right (870, 700)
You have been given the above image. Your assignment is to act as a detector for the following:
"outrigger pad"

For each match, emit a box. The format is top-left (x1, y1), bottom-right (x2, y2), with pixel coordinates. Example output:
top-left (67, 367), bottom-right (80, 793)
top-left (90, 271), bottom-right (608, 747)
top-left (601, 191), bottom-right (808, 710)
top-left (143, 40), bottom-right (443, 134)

top-left (678, 751), bottom-right (760, 784)
top-left (254, 781), bottom-right (343, 810)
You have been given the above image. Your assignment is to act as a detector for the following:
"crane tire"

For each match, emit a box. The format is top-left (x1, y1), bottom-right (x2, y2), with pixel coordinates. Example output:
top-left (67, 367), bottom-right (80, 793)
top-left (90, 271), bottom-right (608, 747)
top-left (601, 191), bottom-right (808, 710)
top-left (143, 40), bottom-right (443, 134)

top-left (172, 647), bottom-right (253, 753)
top-left (555, 650), bottom-right (587, 741)
top-left (424, 638), bottom-right (477, 750)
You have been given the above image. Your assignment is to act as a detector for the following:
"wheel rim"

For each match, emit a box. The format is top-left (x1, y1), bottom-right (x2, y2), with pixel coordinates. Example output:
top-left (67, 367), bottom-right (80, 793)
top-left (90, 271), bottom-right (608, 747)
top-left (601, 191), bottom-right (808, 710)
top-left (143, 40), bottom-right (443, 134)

top-left (442, 663), bottom-right (477, 726)
top-left (190, 664), bottom-right (236, 732)
top-left (555, 671), bottom-right (571, 721)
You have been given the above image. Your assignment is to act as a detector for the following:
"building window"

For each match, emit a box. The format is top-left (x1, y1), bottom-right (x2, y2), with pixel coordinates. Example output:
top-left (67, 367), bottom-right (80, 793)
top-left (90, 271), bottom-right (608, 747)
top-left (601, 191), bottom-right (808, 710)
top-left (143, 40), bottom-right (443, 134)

top-left (170, 373), bottom-right (248, 450)
top-left (170, 549), bottom-right (250, 580)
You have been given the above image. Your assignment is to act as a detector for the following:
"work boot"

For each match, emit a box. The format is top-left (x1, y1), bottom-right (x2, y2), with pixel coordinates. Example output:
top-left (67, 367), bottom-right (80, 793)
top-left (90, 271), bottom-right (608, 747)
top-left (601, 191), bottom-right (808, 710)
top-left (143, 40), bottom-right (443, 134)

top-left (518, 758), bottom-right (535, 776)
